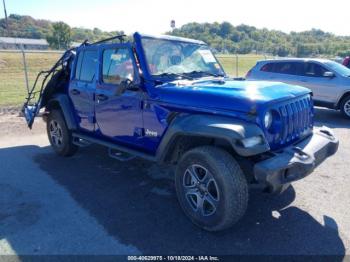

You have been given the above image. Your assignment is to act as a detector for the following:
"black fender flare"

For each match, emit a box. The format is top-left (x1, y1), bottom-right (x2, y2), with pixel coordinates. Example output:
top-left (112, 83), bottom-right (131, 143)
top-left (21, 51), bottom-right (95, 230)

top-left (156, 114), bottom-right (270, 162)
top-left (47, 94), bottom-right (78, 130)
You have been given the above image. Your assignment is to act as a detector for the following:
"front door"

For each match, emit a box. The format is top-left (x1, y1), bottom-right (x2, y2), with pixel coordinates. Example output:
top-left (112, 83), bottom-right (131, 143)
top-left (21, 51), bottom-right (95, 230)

top-left (95, 44), bottom-right (144, 148)
top-left (296, 62), bottom-right (339, 103)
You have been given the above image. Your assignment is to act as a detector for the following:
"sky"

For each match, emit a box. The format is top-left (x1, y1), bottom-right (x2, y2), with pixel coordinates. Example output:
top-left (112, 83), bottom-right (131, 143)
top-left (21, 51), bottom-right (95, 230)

top-left (2, 0), bottom-right (350, 36)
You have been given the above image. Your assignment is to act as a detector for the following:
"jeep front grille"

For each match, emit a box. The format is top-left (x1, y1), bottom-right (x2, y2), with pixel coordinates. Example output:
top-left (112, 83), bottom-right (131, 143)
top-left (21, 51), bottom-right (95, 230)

top-left (278, 95), bottom-right (314, 145)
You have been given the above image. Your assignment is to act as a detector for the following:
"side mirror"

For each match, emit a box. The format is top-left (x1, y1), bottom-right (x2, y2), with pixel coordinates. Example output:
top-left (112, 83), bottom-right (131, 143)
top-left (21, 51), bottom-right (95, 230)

top-left (115, 79), bottom-right (140, 95)
top-left (323, 71), bottom-right (335, 78)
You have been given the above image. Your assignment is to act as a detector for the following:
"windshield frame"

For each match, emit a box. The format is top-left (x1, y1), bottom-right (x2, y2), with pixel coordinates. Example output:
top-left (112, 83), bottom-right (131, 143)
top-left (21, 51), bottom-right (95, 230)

top-left (139, 35), bottom-right (226, 82)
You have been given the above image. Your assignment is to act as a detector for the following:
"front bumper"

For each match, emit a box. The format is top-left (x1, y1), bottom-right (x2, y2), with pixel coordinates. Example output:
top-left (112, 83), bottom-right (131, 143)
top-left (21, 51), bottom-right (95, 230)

top-left (254, 127), bottom-right (339, 193)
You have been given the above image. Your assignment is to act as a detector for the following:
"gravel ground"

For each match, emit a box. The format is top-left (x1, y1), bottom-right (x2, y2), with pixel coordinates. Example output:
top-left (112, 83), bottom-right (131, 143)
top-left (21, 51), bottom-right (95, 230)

top-left (0, 107), bottom-right (349, 257)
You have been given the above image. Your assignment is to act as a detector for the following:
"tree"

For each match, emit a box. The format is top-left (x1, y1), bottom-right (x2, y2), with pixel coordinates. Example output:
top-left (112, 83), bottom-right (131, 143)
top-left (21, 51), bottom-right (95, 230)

top-left (296, 44), bottom-right (319, 57)
top-left (219, 22), bottom-right (233, 38)
top-left (237, 39), bottom-right (255, 54)
top-left (2, 14), bottom-right (350, 56)
top-left (47, 22), bottom-right (71, 49)
top-left (230, 30), bottom-right (242, 42)
top-left (337, 50), bottom-right (350, 57)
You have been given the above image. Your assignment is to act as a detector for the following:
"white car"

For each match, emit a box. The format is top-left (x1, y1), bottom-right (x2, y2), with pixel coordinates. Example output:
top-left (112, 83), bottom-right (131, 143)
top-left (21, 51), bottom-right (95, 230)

top-left (246, 58), bottom-right (350, 118)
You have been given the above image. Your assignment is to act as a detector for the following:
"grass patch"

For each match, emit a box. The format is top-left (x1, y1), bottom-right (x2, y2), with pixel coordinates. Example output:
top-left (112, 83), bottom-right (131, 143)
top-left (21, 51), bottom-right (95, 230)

top-left (216, 54), bottom-right (269, 77)
top-left (0, 52), bottom-right (61, 107)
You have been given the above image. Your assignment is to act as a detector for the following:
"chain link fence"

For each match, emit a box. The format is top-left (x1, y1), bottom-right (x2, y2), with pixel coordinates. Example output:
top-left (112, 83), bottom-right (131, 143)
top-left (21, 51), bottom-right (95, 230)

top-left (0, 49), bottom-right (273, 107)
top-left (215, 54), bottom-right (272, 77)
top-left (0, 49), bottom-right (63, 107)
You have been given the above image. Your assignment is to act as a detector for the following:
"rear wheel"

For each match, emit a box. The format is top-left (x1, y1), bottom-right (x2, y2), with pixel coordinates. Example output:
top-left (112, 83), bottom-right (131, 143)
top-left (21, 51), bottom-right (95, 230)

top-left (47, 110), bottom-right (78, 157)
top-left (340, 95), bottom-right (350, 119)
top-left (175, 146), bottom-right (248, 231)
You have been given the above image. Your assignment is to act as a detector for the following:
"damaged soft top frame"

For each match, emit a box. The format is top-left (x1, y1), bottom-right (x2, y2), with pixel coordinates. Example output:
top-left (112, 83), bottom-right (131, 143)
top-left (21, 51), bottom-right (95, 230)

top-left (22, 48), bottom-right (76, 129)
top-left (22, 34), bottom-right (127, 129)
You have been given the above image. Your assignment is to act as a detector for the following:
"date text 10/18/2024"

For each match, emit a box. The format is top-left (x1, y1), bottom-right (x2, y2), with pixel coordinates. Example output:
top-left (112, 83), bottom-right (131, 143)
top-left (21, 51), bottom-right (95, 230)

top-left (127, 256), bottom-right (220, 261)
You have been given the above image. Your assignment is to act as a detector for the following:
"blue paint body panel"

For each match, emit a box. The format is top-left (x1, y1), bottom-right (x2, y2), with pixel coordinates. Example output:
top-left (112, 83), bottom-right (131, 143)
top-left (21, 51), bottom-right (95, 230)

top-left (65, 32), bottom-right (314, 155)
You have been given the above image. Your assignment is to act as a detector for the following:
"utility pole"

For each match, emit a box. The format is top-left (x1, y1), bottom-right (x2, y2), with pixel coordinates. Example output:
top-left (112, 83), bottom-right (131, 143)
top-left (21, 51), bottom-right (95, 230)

top-left (2, 0), bottom-right (9, 36)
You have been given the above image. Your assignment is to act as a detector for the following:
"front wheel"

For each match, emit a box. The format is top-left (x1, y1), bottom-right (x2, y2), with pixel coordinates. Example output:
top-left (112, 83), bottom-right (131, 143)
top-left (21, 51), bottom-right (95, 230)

top-left (175, 146), bottom-right (248, 231)
top-left (47, 110), bottom-right (78, 157)
top-left (340, 95), bottom-right (350, 119)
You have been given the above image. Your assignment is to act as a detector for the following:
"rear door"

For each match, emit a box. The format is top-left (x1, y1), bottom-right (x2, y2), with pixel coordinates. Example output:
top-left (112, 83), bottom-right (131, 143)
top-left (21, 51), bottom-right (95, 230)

top-left (248, 62), bottom-right (273, 80)
top-left (253, 61), bottom-right (301, 84)
top-left (266, 62), bottom-right (302, 85)
top-left (95, 43), bottom-right (144, 148)
top-left (69, 47), bottom-right (98, 132)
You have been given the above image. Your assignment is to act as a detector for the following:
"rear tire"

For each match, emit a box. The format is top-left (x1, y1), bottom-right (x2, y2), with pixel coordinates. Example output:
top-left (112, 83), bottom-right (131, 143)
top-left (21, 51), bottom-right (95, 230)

top-left (175, 146), bottom-right (248, 231)
top-left (340, 95), bottom-right (350, 119)
top-left (47, 110), bottom-right (78, 157)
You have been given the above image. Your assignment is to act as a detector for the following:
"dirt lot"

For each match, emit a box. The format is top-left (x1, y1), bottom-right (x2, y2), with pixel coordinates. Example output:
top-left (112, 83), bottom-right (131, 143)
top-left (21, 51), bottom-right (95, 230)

top-left (0, 108), bottom-right (349, 256)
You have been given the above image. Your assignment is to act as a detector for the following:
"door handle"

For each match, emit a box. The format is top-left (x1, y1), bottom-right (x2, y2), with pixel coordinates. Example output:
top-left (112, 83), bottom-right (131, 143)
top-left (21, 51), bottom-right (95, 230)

top-left (97, 94), bottom-right (108, 101)
top-left (71, 89), bottom-right (80, 95)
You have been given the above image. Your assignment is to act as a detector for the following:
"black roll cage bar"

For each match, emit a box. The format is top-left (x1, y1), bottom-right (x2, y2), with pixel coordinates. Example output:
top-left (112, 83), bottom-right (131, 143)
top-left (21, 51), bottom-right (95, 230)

top-left (22, 34), bottom-right (128, 114)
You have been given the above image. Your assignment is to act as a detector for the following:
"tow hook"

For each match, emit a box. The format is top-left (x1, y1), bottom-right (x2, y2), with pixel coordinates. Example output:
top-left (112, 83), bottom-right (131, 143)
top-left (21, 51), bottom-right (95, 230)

top-left (320, 127), bottom-right (335, 140)
top-left (292, 147), bottom-right (310, 160)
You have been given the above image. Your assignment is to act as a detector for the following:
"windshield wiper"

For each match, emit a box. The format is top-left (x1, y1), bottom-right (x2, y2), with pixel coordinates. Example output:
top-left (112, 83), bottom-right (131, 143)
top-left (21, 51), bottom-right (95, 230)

top-left (184, 70), bottom-right (225, 78)
top-left (155, 72), bottom-right (194, 80)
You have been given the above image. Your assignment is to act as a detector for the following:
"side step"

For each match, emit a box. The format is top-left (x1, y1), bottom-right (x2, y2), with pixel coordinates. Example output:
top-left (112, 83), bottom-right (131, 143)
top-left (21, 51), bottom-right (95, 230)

top-left (72, 133), bottom-right (156, 162)
top-left (73, 137), bottom-right (92, 147)
top-left (108, 148), bottom-right (135, 161)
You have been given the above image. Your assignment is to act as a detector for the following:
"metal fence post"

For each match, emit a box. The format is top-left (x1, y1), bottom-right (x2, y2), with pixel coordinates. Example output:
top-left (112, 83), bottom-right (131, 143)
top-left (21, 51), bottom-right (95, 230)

top-left (235, 54), bottom-right (238, 77)
top-left (20, 45), bottom-right (30, 94)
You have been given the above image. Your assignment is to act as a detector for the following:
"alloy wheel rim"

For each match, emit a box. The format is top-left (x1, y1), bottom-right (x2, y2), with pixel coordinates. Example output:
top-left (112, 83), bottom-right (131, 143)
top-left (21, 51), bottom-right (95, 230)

top-left (344, 100), bottom-right (350, 117)
top-left (49, 120), bottom-right (63, 147)
top-left (182, 164), bottom-right (220, 217)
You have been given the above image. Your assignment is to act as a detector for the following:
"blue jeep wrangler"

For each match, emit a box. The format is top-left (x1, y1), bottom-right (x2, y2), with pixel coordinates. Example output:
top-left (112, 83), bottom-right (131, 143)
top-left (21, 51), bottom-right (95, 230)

top-left (23, 33), bottom-right (339, 231)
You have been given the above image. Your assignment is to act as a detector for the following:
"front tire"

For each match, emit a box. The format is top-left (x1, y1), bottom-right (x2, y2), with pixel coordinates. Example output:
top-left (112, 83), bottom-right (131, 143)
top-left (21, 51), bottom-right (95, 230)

top-left (340, 95), bottom-right (350, 119)
top-left (47, 110), bottom-right (78, 157)
top-left (175, 146), bottom-right (248, 231)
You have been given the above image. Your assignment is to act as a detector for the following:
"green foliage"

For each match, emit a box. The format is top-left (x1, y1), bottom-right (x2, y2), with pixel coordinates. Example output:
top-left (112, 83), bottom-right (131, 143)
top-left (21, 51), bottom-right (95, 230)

top-left (296, 43), bottom-right (320, 57)
top-left (0, 14), bottom-right (124, 48)
top-left (337, 50), bottom-right (350, 57)
top-left (0, 14), bottom-right (52, 39)
top-left (169, 22), bottom-right (350, 57)
top-left (70, 28), bottom-right (124, 43)
top-left (47, 22), bottom-right (71, 49)
top-left (1, 14), bottom-right (350, 56)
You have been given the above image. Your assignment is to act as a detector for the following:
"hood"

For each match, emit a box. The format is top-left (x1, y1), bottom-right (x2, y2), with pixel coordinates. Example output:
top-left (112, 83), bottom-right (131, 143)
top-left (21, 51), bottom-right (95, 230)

top-left (152, 78), bottom-right (311, 113)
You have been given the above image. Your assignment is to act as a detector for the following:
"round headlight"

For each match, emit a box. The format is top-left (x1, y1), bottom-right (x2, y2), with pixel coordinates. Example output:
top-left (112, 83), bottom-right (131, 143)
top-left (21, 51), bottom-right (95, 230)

top-left (264, 111), bottom-right (273, 129)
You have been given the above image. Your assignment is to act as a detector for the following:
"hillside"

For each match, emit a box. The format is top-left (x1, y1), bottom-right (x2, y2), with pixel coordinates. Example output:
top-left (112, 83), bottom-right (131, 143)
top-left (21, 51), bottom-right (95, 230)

top-left (1, 14), bottom-right (350, 56)
top-left (168, 22), bottom-right (350, 57)
top-left (0, 14), bottom-right (124, 45)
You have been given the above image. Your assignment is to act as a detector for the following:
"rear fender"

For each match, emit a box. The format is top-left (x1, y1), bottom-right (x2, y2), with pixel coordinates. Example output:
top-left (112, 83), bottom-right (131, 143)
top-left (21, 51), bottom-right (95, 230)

top-left (47, 94), bottom-right (78, 130)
